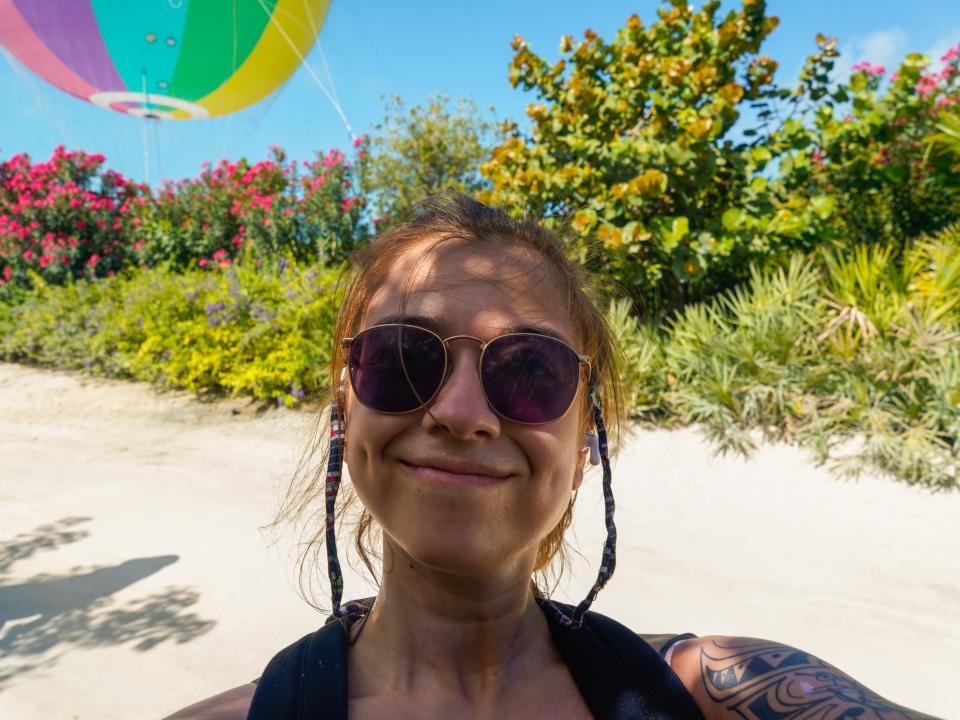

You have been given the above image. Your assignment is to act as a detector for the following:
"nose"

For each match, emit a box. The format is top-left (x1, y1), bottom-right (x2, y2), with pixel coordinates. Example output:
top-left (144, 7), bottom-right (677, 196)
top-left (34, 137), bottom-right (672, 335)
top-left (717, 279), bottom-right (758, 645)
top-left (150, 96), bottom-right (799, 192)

top-left (422, 338), bottom-right (501, 441)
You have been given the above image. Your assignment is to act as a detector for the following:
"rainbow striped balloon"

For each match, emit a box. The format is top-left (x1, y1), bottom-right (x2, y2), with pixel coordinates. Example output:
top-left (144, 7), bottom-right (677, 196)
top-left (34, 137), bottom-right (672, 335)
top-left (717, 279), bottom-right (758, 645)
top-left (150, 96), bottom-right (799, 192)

top-left (0, 0), bottom-right (330, 120)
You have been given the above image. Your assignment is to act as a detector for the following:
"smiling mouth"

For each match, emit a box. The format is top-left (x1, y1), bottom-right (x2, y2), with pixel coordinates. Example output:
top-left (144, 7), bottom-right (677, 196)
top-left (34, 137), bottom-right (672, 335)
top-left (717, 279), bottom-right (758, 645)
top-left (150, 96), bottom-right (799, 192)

top-left (399, 461), bottom-right (509, 487)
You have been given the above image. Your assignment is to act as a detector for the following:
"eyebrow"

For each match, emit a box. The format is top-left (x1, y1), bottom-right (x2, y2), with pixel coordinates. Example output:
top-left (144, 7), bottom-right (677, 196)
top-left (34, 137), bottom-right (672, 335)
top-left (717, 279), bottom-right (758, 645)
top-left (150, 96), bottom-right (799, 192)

top-left (369, 314), bottom-right (573, 345)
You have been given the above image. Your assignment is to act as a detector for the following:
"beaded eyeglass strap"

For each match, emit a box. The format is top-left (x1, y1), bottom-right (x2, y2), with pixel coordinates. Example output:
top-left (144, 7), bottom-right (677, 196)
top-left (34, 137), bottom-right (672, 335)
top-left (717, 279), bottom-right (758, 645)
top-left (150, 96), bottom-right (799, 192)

top-left (324, 401), bottom-right (347, 617)
top-left (544, 385), bottom-right (618, 628)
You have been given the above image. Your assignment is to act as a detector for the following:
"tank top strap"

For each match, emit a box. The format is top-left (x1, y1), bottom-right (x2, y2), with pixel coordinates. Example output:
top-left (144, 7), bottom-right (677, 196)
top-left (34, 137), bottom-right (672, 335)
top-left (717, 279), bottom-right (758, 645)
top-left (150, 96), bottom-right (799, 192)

top-left (541, 600), bottom-right (705, 720)
top-left (658, 632), bottom-right (698, 661)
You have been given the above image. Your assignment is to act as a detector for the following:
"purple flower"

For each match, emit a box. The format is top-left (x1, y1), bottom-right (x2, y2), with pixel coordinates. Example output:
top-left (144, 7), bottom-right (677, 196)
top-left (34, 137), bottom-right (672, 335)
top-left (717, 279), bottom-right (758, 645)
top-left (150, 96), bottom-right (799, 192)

top-left (289, 382), bottom-right (305, 401)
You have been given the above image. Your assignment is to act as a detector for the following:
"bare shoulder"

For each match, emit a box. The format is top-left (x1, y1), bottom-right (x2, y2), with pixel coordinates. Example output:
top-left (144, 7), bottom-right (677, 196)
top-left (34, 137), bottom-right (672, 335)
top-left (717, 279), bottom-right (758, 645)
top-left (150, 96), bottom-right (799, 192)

top-left (663, 635), bottom-right (943, 720)
top-left (162, 682), bottom-right (257, 720)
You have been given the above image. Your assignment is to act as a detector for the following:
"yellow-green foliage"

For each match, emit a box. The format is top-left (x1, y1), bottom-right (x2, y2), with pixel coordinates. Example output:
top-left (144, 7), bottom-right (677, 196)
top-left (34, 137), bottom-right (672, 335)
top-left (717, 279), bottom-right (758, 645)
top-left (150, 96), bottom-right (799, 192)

top-left (609, 225), bottom-right (960, 489)
top-left (1, 260), bottom-right (342, 406)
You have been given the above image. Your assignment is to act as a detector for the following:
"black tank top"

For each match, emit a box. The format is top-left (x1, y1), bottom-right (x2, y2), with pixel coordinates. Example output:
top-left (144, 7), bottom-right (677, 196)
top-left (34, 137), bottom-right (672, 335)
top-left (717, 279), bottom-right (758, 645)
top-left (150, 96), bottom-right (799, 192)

top-left (248, 598), bottom-right (704, 720)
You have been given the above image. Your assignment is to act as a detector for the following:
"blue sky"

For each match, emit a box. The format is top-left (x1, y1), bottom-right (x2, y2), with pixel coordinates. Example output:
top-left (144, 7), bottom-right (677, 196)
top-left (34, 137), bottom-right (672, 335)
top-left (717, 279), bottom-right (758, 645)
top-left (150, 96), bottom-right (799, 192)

top-left (2, 0), bottom-right (958, 185)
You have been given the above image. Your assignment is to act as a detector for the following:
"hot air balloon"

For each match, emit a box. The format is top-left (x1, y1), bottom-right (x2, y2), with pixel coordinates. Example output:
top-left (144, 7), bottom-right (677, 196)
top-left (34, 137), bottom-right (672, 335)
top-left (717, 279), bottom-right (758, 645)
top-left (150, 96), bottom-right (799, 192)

top-left (0, 0), bottom-right (331, 120)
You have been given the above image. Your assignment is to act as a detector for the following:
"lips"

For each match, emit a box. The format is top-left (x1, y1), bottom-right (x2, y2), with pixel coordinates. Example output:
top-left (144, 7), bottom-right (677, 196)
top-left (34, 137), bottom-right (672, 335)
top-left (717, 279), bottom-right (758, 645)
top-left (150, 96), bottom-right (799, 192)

top-left (399, 457), bottom-right (511, 487)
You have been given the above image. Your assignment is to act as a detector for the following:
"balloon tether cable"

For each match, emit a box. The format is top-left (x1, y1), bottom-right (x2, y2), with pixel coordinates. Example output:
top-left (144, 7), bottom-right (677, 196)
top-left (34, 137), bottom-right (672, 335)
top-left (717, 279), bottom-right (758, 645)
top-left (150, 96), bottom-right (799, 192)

top-left (254, 0), bottom-right (355, 141)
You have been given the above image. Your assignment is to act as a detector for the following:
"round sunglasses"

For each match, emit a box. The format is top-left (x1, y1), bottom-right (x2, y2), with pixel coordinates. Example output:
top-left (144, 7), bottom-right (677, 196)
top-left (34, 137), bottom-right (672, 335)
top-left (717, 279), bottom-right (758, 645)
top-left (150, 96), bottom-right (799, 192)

top-left (342, 323), bottom-right (591, 425)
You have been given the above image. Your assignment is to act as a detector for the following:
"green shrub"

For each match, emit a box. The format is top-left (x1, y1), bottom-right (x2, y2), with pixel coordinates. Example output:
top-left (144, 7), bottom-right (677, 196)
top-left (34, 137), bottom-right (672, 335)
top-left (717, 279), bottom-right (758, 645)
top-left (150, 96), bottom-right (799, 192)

top-left (482, 0), bottom-right (960, 316)
top-left (781, 41), bottom-right (960, 252)
top-left (136, 145), bottom-right (369, 272)
top-left (482, 0), bottom-right (833, 313)
top-left (608, 225), bottom-right (960, 489)
top-left (360, 95), bottom-right (502, 227)
top-left (0, 258), bottom-right (342, 406)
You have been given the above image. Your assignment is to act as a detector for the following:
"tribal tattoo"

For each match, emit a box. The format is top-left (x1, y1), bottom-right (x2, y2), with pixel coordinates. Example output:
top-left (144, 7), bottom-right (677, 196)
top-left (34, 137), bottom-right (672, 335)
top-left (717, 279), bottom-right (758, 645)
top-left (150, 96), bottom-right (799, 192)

top-left (697, 638), bottom-right (941, 720)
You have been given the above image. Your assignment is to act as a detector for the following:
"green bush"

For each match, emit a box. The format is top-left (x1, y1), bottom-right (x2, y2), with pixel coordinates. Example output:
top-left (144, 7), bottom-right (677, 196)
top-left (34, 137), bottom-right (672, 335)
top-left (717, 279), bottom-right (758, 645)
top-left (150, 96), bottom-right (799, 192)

top-left (136, 145), bottom-right (369, 272)
top-left (607, 224), bottom-right (960, 489)
top-left (482, 0), bottom-right (831, 313)
top-left (780, 40), bottom-right (960, 252)
top-left (0, 258), bottom-right (342, 406)
top-left (360, 95), bottom-right (501, 227)
top-left (482, 0), bottom-right (960, 316)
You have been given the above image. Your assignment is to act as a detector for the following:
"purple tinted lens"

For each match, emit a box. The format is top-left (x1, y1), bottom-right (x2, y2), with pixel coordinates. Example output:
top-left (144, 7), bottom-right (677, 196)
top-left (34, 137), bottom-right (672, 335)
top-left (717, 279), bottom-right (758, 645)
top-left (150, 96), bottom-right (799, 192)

top-left (350, 325), bottom-right (445, 412)
top-left (481, 335), bottom-right (580, 423)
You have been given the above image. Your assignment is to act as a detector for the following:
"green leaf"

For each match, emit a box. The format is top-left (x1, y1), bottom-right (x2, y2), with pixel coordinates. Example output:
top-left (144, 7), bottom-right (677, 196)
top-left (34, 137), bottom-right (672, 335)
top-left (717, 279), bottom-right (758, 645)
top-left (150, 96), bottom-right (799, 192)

top-left (722, 207), bottom-right (746, 231)
top-left (810, 195), bottom-right (835, 220)
top-left (655, 216), bottom-right (690, 250)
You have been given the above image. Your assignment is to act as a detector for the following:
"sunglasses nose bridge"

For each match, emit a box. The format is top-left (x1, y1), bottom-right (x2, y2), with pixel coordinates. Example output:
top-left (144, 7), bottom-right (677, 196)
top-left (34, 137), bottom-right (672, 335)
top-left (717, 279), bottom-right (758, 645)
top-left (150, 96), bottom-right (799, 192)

top-left (440, 334), bottom-right (485, 348)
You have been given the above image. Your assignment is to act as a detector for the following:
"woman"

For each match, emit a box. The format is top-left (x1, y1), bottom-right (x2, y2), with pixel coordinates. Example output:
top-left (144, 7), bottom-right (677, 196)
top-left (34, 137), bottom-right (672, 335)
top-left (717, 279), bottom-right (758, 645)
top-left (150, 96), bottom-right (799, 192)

top-left (166, 196), bottom-right (938, 720)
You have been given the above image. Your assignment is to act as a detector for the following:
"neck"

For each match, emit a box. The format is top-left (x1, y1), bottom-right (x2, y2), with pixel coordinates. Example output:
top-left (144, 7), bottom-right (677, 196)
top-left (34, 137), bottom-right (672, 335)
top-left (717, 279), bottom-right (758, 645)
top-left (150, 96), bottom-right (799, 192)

top-left (348, 539), bottom-right (556, 703)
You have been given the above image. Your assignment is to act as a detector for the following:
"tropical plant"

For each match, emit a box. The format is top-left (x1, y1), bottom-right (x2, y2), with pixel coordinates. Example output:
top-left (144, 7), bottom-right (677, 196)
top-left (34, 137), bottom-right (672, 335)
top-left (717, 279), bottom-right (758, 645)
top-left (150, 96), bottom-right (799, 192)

top-left (481, 0), bottom-right (837, 313)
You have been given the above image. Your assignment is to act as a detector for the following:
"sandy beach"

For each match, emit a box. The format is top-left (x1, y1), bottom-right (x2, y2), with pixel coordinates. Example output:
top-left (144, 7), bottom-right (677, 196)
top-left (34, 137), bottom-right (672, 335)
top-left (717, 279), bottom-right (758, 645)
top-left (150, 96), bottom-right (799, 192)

top-left (0, 361), bottom-right (957, 719)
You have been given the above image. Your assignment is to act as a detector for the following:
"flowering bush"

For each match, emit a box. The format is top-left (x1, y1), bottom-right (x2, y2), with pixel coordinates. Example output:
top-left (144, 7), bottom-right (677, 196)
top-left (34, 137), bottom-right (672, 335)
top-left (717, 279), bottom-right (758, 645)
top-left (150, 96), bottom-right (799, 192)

top-left (778, 38), bottom-right (960, 251)
top-left (0, 258), bottom-right (342, 406)
top-left (135, 144), bottom-right (369, 272)
top-left (0, 146), bottom-right (147, 295)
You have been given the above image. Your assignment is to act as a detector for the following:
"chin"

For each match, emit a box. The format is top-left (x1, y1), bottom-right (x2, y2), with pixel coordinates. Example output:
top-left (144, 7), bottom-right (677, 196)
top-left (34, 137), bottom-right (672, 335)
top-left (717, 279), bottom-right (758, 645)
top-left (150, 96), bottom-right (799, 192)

top-left (388, 522), bottom-right (524, 579)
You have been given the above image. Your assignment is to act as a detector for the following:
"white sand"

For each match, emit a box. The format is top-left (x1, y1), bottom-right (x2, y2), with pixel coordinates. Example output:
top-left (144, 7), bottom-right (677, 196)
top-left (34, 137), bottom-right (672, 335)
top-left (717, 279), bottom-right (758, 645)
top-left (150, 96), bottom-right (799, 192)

top-left (0, 362), bottom-right (957, 719)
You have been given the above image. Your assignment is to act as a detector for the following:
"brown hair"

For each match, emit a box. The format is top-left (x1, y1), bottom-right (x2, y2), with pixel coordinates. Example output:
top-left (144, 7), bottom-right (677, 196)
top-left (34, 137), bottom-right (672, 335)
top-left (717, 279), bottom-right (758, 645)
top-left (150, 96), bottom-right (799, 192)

top-left (268, 195), bottom-right (626, 610)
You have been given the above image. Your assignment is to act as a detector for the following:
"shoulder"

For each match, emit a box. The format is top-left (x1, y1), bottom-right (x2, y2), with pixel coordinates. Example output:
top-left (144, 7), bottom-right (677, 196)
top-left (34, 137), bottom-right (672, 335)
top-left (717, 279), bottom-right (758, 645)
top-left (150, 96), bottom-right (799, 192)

top-left (161, 682), bottom-right (256, 720)
top-left (663, 635), bottom-right (940, 720)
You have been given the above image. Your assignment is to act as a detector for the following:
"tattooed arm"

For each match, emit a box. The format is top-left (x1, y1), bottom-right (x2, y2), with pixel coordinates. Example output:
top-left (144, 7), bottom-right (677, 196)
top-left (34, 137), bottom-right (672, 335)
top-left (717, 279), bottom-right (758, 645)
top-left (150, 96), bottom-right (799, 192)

top-left (666, 636), bottom-right (943, 720)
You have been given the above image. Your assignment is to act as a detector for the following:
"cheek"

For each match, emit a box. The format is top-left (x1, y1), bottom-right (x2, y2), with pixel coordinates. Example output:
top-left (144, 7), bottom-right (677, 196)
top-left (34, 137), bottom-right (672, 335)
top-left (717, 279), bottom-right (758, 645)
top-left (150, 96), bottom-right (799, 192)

top-left (518, 425), bottom-right (582, 524)
top-left (342, 402), bottom-right (406, 514)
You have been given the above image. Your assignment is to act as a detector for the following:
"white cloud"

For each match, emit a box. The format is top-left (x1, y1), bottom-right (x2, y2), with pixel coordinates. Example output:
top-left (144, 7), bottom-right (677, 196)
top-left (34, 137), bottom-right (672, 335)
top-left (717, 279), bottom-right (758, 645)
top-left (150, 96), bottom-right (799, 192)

top-left (835, 28), bottom-right (908, 80)
top-left (857, 29), bottom-right (909, 70)
top-left (922, 31), bottom-right (960, 71)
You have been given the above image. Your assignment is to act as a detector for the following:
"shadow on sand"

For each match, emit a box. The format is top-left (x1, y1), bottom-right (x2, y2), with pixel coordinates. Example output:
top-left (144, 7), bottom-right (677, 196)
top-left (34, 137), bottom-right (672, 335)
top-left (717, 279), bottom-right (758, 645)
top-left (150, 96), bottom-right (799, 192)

top-left (0, 517), bottom-right (215, 691)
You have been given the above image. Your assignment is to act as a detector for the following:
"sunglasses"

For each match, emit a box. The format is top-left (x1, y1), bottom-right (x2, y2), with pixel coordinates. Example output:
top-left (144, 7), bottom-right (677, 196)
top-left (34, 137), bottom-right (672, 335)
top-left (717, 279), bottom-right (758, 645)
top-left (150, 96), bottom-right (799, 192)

top-left (341, 323), bottom-right (591, 425)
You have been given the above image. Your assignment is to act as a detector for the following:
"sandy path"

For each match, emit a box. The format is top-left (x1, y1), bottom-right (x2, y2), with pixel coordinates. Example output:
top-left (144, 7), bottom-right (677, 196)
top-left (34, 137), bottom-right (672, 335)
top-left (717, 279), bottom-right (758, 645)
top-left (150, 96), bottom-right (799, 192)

top-left (0, 362), bottom-right (957, 719)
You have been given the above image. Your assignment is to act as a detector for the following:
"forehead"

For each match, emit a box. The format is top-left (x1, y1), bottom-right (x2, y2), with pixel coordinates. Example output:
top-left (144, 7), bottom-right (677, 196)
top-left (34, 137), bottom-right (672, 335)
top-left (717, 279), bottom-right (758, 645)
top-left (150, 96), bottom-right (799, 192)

top-left (363, 238), bottom-right (580, 345)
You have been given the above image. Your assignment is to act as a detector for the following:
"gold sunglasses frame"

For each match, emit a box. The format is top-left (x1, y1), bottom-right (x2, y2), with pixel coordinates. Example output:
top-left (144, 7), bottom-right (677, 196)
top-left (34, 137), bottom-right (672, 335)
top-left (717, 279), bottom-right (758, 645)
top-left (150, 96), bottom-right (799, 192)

top-left (341, 323), bottom-right (592, 426)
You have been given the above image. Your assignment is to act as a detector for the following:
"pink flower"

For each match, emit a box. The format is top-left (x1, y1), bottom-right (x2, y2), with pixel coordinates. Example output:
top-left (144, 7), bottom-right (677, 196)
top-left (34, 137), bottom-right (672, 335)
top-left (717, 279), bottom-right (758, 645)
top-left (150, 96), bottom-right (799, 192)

top-left (941, 44), bottom-right (960, 64)
top-left (3, 266), bottom-right (11, 281)
top-left (212, 248), bottom-right (228, 260)
top-left (851, 62), bottom-right (885, 77)
top-left (915, 74), bottom-right (939, 98)
top-left (323, 149), bottom-right (345, 167)
top-left (198, 258), bottom-right (208, 267)
top-left (88, 253), bottom-right (100, 267)
top-left (21, 249), bottom-right (36, 261)
top-left (39, 254), bottom-right (53, 268)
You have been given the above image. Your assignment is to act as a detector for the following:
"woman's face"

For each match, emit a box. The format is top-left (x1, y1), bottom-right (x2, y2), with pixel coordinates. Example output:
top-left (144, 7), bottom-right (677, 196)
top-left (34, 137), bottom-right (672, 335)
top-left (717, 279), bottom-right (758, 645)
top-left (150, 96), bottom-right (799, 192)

top-left (343, 239), bottom-right (588, 581)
